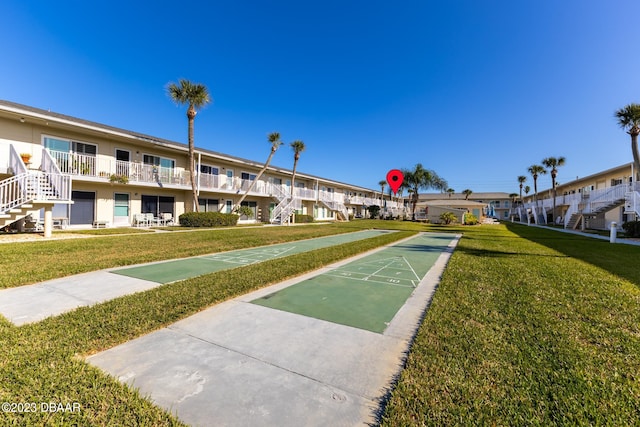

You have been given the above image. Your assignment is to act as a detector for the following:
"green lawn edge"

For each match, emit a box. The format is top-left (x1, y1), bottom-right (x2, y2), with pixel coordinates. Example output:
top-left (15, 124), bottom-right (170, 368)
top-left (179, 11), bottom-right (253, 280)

top-left (380, 222), bottom-right (640, 425)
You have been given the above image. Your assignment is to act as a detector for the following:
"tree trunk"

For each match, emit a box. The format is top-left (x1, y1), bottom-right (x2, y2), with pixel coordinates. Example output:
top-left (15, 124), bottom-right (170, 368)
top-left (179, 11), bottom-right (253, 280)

top-left (234, 148), bottom-right (276, 212)
top-left (187, 107), bottom-right (198, 212)
top-left (631, 129), bottom-right (640, 182)
top-left (290, 156), bottom-right (299, 224)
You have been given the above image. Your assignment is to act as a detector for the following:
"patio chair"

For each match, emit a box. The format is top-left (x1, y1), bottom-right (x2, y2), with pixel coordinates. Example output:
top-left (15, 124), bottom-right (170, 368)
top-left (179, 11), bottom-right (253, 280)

top-left (133, 214), bottom-right (148, 227)
top-left (144, 212), bottom-right (159, 226)
top-left (161, 212), bottom-right (174, 226)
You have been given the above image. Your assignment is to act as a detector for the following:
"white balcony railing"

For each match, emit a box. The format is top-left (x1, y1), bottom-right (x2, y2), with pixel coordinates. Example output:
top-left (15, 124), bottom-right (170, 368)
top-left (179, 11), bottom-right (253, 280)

top-left (45, 150), bottom-right (357, 202)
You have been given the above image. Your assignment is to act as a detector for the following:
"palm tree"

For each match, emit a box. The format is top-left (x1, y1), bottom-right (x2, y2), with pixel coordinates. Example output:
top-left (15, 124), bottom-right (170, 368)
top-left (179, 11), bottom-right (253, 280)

top-left (615, 103), bottom-right (640, 182)
top-left (401, 163), bottom-right (447, 220)
top-left (517, 175), bottom-right (527, 203)
top-left (290, 140), bottom-right (306, 196)
top-left (167, 79), bottom-right (211, 212)
top-left (527, 164), bottom-right (547, 204)
top-left (446, 188), bottom-right (455, 198)
top-left (524, 185), bottom-right (530, 196)
top-left (235, 132), bottom-right (283, 211)
top-left (289, 140), bottom-right (305, 224)
top-left (462, 189), bottom-right (473, 200)
top-left (378, 180), bottom-right (386, 201)
top-left (542, 156), bottom-right (566, 224)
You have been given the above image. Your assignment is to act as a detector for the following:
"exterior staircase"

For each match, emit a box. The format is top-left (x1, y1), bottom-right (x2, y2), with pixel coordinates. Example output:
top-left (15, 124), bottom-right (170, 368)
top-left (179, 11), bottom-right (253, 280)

top-left (1, 146), bottom-right (72, 234)
top-left (268, 183), bottom-right (299, 225)
top-left (566, 213), bottom-right (583, 230)
top-left (592, 198), bottom-right (625, 215)
top-left (319, 192), bottom-right (349, 221)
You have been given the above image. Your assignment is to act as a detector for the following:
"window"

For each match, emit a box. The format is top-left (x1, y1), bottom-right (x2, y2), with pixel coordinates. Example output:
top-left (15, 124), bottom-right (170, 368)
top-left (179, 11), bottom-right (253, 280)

top-left (143, 155), bottom-right (175, 169)
top-left (141, 195), bottom-right (174, 217)
top-left (198, 198), bottom-right (219, 212)
top-left (225, 200), bottom-right (232, 213)
top-left (44, 136), bottom-right (97, 155)
top-left (240, 201), bottom-right (257, 219)
top-left (241, 172), bottom-right (257, 181)
top-left (200, 165), bottom-right (219, 175)
top-left (44, 136), bottom-right (97, 175)
top-left (74, 142), bottom-right (97, 156)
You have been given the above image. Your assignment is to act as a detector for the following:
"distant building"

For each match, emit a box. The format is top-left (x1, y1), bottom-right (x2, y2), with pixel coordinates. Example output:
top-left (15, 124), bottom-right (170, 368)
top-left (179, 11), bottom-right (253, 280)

top-left (414, 199), bottom-right (488, 224)
top-left (517, 163), bottom-right (638, 230)
top-left (419, 192), bottom-right (513, 220)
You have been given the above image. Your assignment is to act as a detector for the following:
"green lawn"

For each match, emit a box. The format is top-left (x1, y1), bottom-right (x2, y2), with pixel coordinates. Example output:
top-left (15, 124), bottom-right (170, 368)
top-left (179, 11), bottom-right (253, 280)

top-left (381, 222), bottom-right (640, 425)
top-left (0, 223), bottom-right (379, 288)
top-left (1, 220), bottom-right (639, 425)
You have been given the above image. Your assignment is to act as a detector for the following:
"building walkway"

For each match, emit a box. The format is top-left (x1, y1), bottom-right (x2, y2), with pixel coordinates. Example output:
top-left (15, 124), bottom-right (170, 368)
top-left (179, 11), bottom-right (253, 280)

top-left (514, 221), bottom-right (640, 246)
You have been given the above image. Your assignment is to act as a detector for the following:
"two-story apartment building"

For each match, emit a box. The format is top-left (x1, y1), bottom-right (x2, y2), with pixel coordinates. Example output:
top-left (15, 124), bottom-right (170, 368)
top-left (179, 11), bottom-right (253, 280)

top-left (0, 100), bottom-right (401, 236)
top-left (515, 163), bottom-right (640, 230)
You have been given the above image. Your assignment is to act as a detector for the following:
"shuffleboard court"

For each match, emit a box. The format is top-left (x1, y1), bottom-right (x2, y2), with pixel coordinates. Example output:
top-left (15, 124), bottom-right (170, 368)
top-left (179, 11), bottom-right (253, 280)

top-left (252, 233), bottom-right (456, 333)
top-left (111, 229), bottom-right (394, 283)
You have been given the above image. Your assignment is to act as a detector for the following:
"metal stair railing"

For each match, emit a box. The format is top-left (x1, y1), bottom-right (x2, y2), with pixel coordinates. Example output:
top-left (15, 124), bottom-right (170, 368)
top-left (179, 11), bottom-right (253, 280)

top-left (564, 200), bottom-right (579, 228)
top-left (270, 196), bottom-right (291, 223)
top-left (1, 147), bottom-right (72, 215)
top-left (270, 196), bottom-right (301, 224)
top-left (624, 190), bottom-right (640, 218)
top-left (319, 191), bottom-right (348, 220)
top-left (582, 184), bottom-right (627, 214)
top-left (41, 148), bottom-right (72, 202)
top-left (0, 173), bottom-right (30, 214)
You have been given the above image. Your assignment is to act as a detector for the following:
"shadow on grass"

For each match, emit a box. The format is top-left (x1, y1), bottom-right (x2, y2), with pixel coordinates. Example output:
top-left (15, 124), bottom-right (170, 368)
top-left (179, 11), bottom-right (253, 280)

top-left (458, 246), bottom-right (571, 258)
top-left (505, 222), bottom-right (640, 286)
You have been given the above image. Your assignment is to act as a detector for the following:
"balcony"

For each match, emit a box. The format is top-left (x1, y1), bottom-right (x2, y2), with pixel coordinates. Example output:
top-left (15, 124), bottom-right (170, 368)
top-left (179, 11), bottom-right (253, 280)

top-left (46, 150), bottom-right (319, 200)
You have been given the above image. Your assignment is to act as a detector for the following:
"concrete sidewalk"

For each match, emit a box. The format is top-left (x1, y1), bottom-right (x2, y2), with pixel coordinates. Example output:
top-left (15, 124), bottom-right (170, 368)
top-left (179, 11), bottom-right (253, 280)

top-left (0, 230), bottom-right (390, 326)
top-left (87, 233), bottom-right (460, 426)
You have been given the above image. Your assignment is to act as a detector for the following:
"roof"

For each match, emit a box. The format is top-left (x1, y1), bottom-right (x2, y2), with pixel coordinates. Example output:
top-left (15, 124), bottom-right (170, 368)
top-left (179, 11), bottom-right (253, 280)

top-left (419, 192), bottom-right (511, 201)
top-left (538, 162), bottom-right (632, 194)
top-left (0, 99), bottom-right (378, 193)
top-left (418, 199), bottom-right (487, 208)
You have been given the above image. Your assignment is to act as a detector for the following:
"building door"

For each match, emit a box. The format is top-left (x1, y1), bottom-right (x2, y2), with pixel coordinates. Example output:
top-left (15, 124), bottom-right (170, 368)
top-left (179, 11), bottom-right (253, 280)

top-left (226, 170), bottom-right (234, 190)
top-left (115, 149), bottom-right (130, 177)
top-left (113, 193), bottom-right (130, 225)
top-left (70, 191), bottom-right (95, 225)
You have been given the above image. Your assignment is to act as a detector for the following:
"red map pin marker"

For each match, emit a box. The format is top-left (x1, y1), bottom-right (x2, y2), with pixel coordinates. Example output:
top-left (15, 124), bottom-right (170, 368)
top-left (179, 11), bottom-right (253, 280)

top-left (386, 169), bottom-right (404, 194)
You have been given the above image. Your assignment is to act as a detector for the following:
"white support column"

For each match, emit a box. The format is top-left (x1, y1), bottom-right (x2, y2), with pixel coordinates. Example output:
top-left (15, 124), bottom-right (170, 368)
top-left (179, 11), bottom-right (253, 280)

top-left (43, 206), bottom-right (53, 238)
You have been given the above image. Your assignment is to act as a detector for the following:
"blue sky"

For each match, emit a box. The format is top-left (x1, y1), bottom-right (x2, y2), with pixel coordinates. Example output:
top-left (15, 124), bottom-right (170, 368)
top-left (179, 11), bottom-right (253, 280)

top-left (2, 1), bottom-right (640, 195)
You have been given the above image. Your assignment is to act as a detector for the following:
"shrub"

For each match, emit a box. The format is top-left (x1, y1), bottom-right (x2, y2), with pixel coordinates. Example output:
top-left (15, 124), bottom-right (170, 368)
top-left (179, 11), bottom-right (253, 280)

top-left (464, 213), bottom-right (478, 225)
top-left (294, 214), bottom-right (314, 223)
top-left (235, 206), bottom-right (254, 218)
top-left (179, 212), bottom-right (239, 227)
top-left (367, 205), bottom-right (381, 219)
top-left (439, 212), bottom-right (458, 225)
top-left (622, 220), bottom-right (640, 237)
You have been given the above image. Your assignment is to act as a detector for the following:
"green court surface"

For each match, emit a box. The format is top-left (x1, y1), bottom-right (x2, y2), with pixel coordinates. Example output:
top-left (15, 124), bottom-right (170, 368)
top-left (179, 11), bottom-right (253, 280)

top-left (252, 233), bottom-right (456, 333)
top-left (111, 230), bottom-right (394, 284)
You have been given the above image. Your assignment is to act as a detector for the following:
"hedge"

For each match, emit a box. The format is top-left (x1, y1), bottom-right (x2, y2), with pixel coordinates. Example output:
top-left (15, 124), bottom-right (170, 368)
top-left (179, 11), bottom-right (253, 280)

top-left (179, 212), bottom-right (240, 227)
top-left (294, 214), bottom-right (314, 223)
top-left (622, 220), bottom-right (640, 237)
